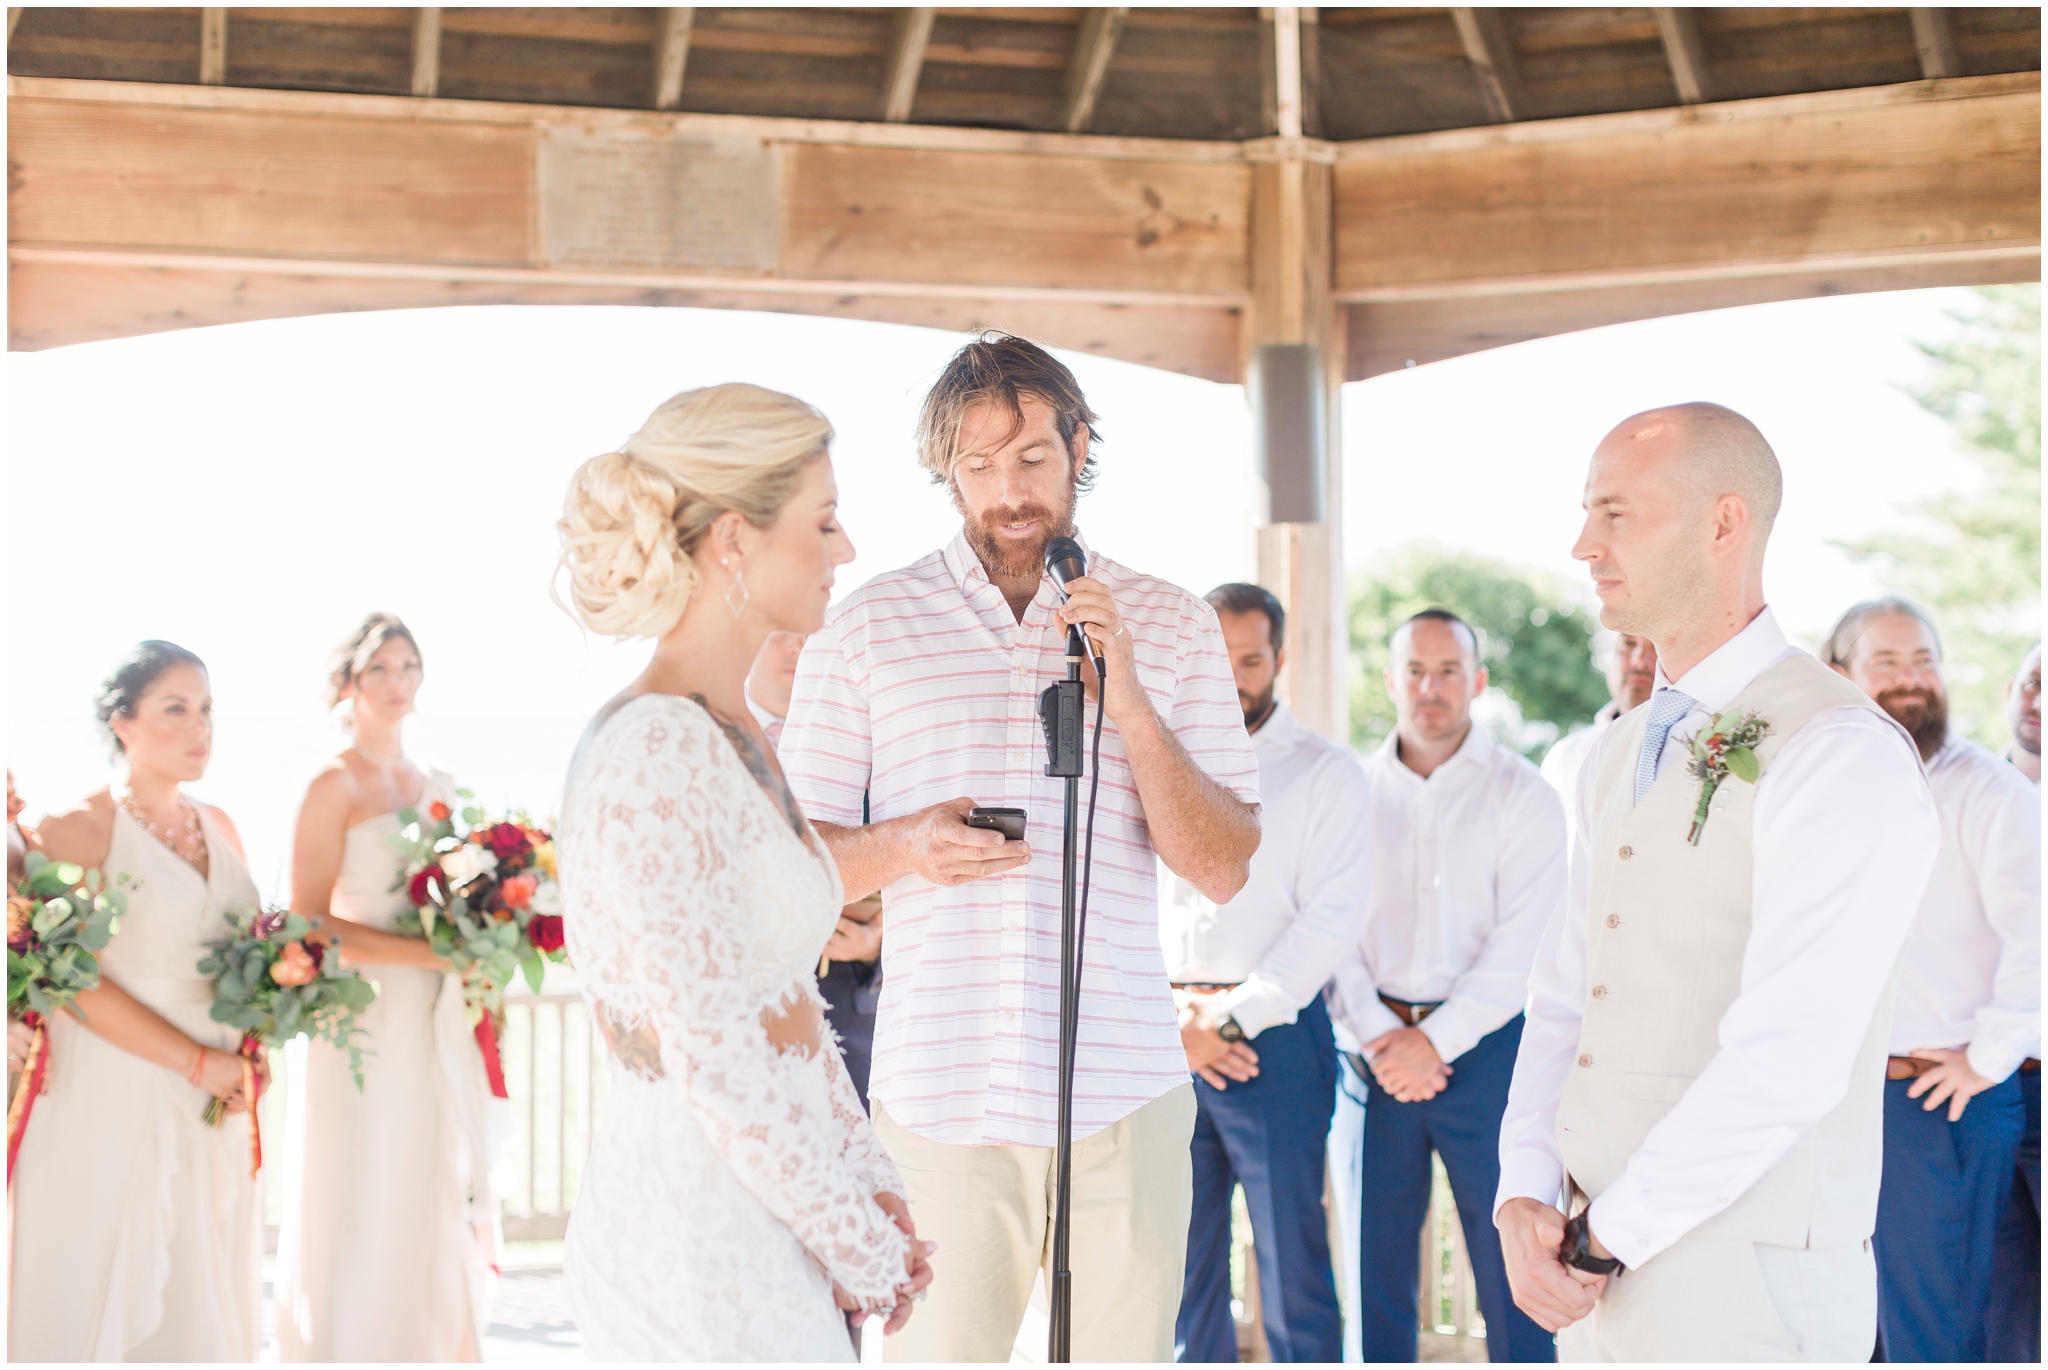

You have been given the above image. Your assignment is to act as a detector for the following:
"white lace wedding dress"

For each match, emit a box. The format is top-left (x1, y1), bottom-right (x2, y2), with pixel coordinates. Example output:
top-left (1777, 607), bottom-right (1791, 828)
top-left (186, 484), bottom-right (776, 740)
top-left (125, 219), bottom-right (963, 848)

top-left (558, 694), bottom-right (910, 1361)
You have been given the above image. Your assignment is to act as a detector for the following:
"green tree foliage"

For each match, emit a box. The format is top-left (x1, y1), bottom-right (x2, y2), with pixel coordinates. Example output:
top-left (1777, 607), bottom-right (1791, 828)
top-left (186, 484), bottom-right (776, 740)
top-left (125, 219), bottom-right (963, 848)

top-left (1840, 286), bottom-right (2041, 744)
top-left (1349, 545), bottom-right (1610, 760)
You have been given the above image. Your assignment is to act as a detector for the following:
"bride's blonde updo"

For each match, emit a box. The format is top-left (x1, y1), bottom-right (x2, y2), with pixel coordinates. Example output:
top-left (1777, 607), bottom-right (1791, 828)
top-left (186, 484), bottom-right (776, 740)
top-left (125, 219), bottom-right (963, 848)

top-left (556, 383), bottom-right (833, 638)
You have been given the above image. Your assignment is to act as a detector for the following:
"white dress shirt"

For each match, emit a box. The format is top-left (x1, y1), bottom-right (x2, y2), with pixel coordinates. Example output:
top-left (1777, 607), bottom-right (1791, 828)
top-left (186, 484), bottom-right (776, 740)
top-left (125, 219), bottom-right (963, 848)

top-left (743, 681), bottom-right (785, 749)
top-left (1540, 700), bottom-right (1623, 846)
top-left (1327, 725), bottom-right (1566, 1066)
top-left (1891, 731), bottom-right (2041, 1078)
top-left (1159, 701), bottom-right (1373, 1038)
top-left (1495, 607), bottom-right (1940, 1265)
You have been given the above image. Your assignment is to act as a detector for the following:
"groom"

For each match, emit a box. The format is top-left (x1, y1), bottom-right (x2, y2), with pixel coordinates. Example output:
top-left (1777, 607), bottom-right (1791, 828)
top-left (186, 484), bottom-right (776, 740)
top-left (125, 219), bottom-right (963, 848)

top-left (1492, 403), bottom-right (1939, 1360)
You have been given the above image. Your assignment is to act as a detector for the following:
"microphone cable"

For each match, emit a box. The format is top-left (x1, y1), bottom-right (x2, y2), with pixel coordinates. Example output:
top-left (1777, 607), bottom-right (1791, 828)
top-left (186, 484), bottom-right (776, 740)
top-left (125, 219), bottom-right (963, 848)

top-left (1074, 651), bottom-right (1107, 1019)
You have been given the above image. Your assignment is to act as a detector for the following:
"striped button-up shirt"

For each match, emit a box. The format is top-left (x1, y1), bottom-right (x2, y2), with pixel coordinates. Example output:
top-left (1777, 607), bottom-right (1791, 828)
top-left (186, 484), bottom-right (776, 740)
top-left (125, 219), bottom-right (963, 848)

top-left (780, 530), bottom-right (1260, 1147)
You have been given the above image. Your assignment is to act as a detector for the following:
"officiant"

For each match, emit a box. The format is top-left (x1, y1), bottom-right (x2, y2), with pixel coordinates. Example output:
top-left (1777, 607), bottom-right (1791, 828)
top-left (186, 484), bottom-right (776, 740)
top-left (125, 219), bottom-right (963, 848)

top-left (1493, 402), bottom-right (1939, 1361)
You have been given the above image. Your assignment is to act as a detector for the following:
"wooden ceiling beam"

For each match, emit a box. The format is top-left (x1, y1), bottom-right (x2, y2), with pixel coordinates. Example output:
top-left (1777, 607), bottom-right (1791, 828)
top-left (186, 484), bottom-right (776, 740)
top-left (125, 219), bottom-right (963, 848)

top-left (7, 9), bottom-right (23, 43)
top-left (652, 8), bottom-right (694, 112)
top-left (1909, 8), bottom-right (1962, 80)
top-left (410, 8), bottom-right (442, 100)
top-left (199, 8), bottom-right (226, 86)
top-left (880, 8), bottom-right (936, 123)
top-left (1653, 8), bottom-right (1713, 105)
top-left (1059, 7), bottom-right (1127, 134)
top-left (1450, 8), bottom-right (1525, 124)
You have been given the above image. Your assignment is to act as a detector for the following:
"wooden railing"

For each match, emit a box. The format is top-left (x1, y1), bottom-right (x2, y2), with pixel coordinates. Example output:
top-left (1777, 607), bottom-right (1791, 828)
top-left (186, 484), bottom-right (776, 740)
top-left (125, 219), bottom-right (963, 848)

top-left (500, 988), bottom-right (604, 1242)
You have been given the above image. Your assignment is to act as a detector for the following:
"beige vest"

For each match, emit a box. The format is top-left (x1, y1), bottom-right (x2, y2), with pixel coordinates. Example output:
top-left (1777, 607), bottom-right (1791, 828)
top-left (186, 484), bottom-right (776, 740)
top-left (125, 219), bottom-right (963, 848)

top-left (1557, 652), bottom-right (1905, 1250)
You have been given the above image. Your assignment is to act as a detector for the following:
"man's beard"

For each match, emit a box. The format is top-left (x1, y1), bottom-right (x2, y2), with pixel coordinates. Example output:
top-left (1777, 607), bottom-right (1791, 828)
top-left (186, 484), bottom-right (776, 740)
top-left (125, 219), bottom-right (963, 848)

top-left (1239, 681), bottom-right (1277, 729)
top-left (957, 486), bottom-right (1076, 584)
top-left (1878, 685), bottom-right (1950, 762)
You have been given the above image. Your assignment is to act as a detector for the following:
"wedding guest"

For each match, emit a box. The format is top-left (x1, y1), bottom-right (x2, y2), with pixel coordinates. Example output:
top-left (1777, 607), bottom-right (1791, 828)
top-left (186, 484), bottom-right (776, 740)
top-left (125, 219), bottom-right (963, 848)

top-left (2007, 639), bottom-right (2041, 783)
top-left (554, 382), bottom-right (930, 1360)
top-left (1495, 404), bottom-right (1938, 1361)
top-left (274, 614), bottom-right (499, 1361)
top-left (750, 630), bottom-right (886, 1108)
top-left (779, 333), bottom-right (1261, 1362)
top-left (1326, 609), bottom-right (1562, 1363)
top-left (1990, 638), bottom-right (2042, 1362)
top-left (1820, 599), bottom-right (2038, 1362)
top-left (1164, 583), bottom-right (1366, 1364)
top-left (1539, 631), bottom-right (1657, 835)
top-left (9, 641), bottom-right (266, 1361)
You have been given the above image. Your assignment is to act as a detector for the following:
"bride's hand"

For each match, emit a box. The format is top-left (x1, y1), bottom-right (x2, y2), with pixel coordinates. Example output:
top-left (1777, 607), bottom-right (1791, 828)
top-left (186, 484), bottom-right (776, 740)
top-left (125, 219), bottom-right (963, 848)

top-left (874, 1191), bottom-right (936, 1334)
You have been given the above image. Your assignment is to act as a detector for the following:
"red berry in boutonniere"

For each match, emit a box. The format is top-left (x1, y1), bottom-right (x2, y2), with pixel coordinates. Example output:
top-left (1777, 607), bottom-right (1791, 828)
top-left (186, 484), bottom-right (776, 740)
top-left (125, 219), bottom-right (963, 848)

top-left (429, 800), bottom-right (451, 822)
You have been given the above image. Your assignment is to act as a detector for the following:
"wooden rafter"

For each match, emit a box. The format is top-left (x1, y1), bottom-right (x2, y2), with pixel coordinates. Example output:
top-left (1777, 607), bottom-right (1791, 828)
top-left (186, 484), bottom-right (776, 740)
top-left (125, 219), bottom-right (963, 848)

top-left (199, 8), bottom-right (226, 85)
top-left (1272, 7), bottom-right (1305, 140)
top-left (1450, 8), bottom-right (1525, 125)
top-left (7, 9), bottom-right (23, 43)
top-left (410, 8), bottom-right (442, 99)
top-left (1910, 8), bottom-right (1962, 80)
top-left (880, 8), bottom-right (935, 124)
top-left (652, 8), bottom-right (694, 112)
top-left (1654, 8), bottom-right (1713, 105)
top-left (1059, 7), bottom-right (1127, 135)
top-left (1297, 6), bottom-right (1322, 140)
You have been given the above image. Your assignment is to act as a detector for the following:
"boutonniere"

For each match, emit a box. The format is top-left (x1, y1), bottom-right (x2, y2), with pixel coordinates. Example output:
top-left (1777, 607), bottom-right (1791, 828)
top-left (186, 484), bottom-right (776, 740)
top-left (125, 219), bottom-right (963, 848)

top-left (1685, 709), bottom-right (1771, 846)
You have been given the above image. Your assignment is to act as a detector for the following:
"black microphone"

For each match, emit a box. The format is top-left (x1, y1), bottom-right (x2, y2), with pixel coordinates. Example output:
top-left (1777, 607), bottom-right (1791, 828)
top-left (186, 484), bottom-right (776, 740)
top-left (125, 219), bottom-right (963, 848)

top-left (1043, 537), bottom-right (1095, 666)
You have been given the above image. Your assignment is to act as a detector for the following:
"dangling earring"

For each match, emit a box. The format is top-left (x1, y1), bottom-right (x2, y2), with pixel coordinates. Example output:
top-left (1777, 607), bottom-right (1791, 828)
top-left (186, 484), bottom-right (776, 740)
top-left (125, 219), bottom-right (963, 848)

top-left (723, 560), bottom-right (750, 618)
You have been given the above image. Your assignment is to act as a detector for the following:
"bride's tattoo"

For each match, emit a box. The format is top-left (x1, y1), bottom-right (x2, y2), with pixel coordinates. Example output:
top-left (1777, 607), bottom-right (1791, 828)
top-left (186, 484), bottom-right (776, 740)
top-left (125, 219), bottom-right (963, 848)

top-left (690, 694), bottom-right (808, 842)
top-left (595, 1002), bottom-right (664, 1080)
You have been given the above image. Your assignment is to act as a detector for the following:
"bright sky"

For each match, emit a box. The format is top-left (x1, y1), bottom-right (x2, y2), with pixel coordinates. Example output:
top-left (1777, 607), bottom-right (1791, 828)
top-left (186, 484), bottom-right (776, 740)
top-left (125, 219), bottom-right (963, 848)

top-left (4, 288), bottom-right (1981, 895)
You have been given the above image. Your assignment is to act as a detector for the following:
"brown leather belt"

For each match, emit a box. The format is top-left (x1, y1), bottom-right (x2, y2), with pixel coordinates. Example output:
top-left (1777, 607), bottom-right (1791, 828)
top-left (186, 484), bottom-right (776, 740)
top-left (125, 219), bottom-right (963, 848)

top-left (1380, 993), bottom-right (1444, 1026)
top-left (1887, 1056), bottom-right (1935, 1081)
top-left (2025, 1058), bottom-right (2042, 1073)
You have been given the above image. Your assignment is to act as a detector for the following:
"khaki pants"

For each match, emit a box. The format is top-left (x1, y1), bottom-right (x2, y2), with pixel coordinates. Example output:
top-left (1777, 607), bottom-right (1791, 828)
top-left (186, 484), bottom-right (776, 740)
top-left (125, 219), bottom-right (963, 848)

top-left (1562, 1235), bottom-right (1877, 1362)
top-left (874, 1085), bottom-right (1197, 1363)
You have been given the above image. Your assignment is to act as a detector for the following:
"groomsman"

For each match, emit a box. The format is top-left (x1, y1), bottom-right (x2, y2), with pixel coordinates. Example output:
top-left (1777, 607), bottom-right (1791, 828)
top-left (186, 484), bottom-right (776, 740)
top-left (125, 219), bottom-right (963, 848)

top-left (1327, 608), bottom-right (1564, 1362)
top-left (750, 631), bottom-right (885, 1107)
top-left (1990, 638), bottom-right (2041, 1361)
top-left (1540, 632), bottom-right (1656, 831)
top-left (1162, 583), bottom-right (1369, 1364)
top-left (1495, 403), bottom-right (1939, 1361)
top-left (1823, 599), bottom-right (2039, 1361)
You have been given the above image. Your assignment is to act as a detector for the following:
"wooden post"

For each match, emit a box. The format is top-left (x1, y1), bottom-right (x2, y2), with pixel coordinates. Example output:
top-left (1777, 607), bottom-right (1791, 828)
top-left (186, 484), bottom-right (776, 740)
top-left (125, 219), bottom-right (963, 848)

top-left (1060, 8), bottom-right (1128, 134)
top-left (1910, 8), bottom-right (1962, 80)
top-left (880, 8), bottom-right (935, 123)
top-left (651, 8), bottom-right (694, 111)
top-left (1653, 8), bottom-right (1713, 105)
top-left (199, 8), bottom-right (226, 85)
top-left (410, 8), bottom-right (442, 99)
top-left (1246, 6), bottom-right (1345, 743)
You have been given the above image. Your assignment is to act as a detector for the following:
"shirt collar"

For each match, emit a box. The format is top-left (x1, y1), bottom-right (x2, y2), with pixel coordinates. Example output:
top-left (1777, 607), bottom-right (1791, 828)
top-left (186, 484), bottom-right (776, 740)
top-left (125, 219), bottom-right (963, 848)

top-left (1372, 718), bottom-right (1492, 781)
top-left (941, 526), bottom-right (1095, 596)
top-left (1251, 699), bottom-right (1299, 755)
top-left (742, 680), bottom-right (783, 734)
top-left (1653, 606), bottom-right (1794, 713)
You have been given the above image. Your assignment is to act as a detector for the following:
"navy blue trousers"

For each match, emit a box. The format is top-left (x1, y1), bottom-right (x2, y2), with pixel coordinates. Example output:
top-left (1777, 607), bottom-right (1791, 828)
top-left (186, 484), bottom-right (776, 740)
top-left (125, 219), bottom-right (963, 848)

top-left (819, 958), bottom-right (880, 1110)
top-left (1987, 1066), bottom-right (2041, 1362)
top-left (1356, 1015), bottom-right (1553, 1363)
top-left (1875, 1072), bottom-right (2026, 1362)
top-left (1176, 996), bottom-right (1343, 1364)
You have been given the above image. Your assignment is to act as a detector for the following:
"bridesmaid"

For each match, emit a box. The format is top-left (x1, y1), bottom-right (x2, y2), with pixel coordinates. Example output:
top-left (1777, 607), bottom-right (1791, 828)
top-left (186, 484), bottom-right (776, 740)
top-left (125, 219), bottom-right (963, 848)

top-left (8, 641), bottom-right (266, 1361)
top-left (273, 613), bottom-right (495, 1362)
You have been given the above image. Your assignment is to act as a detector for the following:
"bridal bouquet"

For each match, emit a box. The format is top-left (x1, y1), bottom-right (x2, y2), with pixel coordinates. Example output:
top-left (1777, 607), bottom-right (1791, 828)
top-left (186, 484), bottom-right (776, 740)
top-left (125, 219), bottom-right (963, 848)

top-left (389, 799), bottom-right (568, 1096)
top-left (7, 852), bottom-right (129, 1179)
top-left (196, 905), bottom-right (378, 1174)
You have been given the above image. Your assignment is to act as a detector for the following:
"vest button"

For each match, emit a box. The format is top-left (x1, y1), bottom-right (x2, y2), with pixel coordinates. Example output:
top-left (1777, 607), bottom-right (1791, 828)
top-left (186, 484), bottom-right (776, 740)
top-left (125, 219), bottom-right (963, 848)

top-left (1619, 845), bottom-right (1633, 860)
top-left (1577, 1053), bottom-right (1594, 1068)
top-left (1592, 985), bottom-right (1609, 999)
top-left (1604, 913), bottom-right (1621, 929)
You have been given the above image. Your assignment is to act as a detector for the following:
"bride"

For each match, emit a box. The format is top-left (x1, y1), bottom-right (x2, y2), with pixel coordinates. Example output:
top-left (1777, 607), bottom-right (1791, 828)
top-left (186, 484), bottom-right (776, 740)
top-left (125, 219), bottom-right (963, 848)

top-left (272, 614), bottom-right (497, 1360)
top-left (554, 382), bottom-right (933, 1360)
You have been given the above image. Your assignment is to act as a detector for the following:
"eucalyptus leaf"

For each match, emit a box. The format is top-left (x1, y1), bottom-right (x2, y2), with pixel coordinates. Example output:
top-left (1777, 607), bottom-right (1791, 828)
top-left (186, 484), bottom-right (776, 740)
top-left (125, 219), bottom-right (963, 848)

top-left (1725, 746), bottom-right (1760, 784)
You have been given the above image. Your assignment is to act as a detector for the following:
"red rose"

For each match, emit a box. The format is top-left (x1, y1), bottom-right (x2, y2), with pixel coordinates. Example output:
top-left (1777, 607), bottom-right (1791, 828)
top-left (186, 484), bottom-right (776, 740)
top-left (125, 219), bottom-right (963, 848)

top-left (528, 915), bottom-right (566, 954)
top-left (480, 823), bottom-right (534, 866)
top-left (429, 800), bottom-right (451, 822)
top-left (305, 938), bottom-right (326, 972)
top-left (408, 865), bottom-right (443, 907)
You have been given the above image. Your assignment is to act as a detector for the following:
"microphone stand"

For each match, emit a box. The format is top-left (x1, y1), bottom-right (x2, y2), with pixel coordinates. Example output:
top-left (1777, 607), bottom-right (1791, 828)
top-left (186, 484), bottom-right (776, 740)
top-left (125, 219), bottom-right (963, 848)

top-left (1038, 621), bottom-right (1088, 1363)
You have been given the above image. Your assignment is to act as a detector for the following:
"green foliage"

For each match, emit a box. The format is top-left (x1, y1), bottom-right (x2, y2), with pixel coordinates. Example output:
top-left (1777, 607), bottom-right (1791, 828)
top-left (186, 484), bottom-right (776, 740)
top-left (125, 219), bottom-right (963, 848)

top-left (8, 852), bottom-right (129, 1024)
top-left (1349, 545), bottom-right (1610, 759)
top-left (196, 905), bottom-right (378, 1102)
top-left (1840, 285), bottom-right (2042, 743)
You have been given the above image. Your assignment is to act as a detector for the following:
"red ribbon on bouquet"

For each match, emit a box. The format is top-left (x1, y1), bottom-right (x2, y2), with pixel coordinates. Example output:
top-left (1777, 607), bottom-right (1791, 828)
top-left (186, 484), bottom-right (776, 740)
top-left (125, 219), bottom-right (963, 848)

top-left (6, 1011), bottom-right (50, 1184)
top-left (237, 1033), bottom-right (264, 1180)
top-left (475, 1015), bottom-right (509, 1100)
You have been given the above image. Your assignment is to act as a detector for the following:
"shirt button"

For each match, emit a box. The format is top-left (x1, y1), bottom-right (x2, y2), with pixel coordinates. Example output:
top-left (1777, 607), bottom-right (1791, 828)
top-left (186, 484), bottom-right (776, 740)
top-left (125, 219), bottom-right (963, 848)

top-left (1001, 1009), bottom-right (1016, 1020)
top-left (1592, 985), bottom-right (1609, 1000)
top-left (1619, 845), bottom-right (1633, 860)
top-left (1605, 914), bottom-right (1622, 929)
top-left (1578, 1053), bottom-right (1594, 1068)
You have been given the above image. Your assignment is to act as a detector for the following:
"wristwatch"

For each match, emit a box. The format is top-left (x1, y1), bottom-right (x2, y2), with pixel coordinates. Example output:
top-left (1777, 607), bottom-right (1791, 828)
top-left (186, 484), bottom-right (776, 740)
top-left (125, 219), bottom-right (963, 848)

top-left (1214, 1013), bottom-right (1246, 1044)
top-left (1560, 1212), bottom-right (1624, 1277)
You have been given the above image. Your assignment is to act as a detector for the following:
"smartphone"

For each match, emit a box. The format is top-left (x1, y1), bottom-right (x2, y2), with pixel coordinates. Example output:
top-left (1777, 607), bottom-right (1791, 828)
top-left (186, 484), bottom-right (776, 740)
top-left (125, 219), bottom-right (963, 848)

top-left (965, 807), bottom-right (1027, 843)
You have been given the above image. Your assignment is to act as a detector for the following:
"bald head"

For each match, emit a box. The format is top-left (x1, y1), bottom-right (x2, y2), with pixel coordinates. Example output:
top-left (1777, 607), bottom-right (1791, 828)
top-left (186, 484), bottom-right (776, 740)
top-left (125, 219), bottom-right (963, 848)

top-left (1601, 402), bottom-right (1783, 544)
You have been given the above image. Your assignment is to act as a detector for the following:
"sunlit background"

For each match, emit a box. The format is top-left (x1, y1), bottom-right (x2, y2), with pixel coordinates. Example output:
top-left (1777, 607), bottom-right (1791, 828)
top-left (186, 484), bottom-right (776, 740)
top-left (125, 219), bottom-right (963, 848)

top-left (6, 286), bottom-right (2038, 899)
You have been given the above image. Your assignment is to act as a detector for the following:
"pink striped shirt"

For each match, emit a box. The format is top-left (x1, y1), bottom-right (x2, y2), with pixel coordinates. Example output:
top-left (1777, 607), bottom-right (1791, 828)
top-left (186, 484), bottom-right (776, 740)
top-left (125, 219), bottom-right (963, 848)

top-left (780, 530), bottom-right (1260, 1147)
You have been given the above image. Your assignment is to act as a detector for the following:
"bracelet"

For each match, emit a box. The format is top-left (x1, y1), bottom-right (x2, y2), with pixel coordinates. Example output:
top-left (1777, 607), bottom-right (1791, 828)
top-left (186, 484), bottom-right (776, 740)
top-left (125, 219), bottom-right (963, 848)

top-left (187, 1045), bottom-right (209, 1086)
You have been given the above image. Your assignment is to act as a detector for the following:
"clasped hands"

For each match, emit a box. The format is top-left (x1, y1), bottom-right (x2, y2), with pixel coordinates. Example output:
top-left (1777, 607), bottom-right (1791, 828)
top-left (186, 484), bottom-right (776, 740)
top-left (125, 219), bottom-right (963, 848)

top-left (1176, 993), bottom-right (1259, 1090)
top-left (1497, 1198), bottom-right (1612, 1333)
top-left (832, 1190), bottom-right (936, 1335)
top-left (1362, 1025), bottom-right (1451, 1102)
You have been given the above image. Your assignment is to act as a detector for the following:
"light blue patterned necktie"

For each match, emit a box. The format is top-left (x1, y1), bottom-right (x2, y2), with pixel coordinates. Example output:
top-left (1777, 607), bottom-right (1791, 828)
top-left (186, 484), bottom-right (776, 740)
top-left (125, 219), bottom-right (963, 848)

top-left (1634, 687), bottom-right (1697, 805)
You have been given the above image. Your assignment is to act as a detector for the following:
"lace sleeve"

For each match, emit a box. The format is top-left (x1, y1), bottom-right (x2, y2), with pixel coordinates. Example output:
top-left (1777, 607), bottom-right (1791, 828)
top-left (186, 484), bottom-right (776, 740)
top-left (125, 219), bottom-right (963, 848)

top-left (562, 698), bottom-right (910, 1304)
top-left (817, 1006), bottom-right (907, 1201)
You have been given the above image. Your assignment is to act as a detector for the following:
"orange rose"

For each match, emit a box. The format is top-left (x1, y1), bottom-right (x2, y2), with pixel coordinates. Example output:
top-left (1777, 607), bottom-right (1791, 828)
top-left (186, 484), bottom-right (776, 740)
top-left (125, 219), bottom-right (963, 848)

top-left (429, 800), bottom-right (451, 822)
top-left (270, 941), bottom-right (317, 987)
top-left (500, 873), bottom-right (537, 911)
